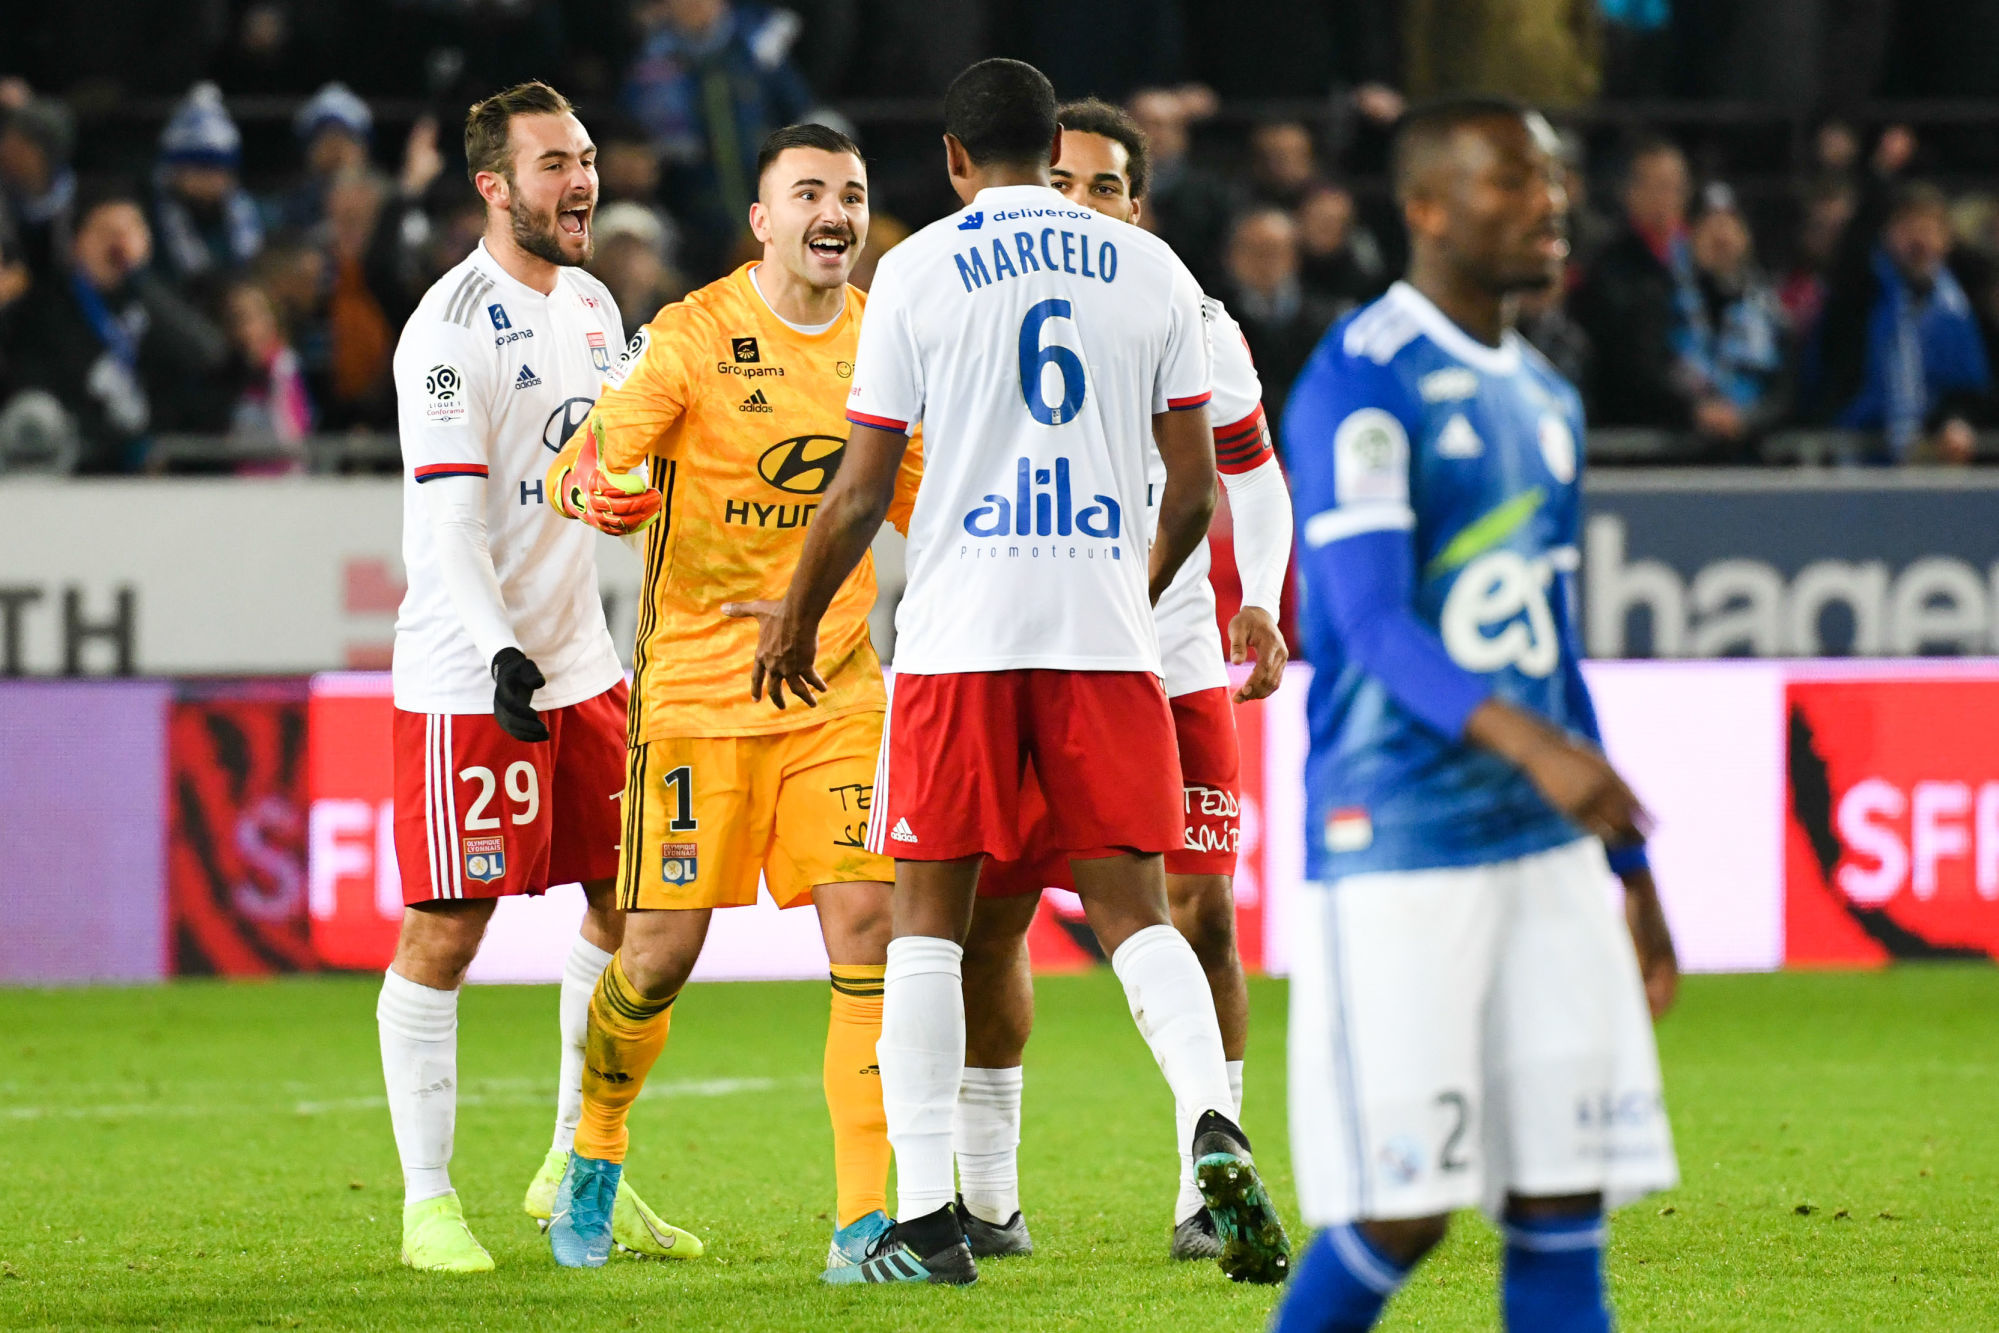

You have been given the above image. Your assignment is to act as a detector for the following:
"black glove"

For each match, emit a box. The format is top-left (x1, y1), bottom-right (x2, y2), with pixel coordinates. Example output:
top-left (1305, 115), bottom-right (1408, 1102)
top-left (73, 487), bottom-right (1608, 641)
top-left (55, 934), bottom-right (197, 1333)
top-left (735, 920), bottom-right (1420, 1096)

top-left (491, 647), bottom-right (549, 742)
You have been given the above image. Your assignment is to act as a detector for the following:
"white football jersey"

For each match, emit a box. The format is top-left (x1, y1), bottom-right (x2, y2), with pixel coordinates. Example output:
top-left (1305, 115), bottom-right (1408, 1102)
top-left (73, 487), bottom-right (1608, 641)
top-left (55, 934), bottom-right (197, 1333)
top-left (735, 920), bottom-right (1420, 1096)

top-left (391, 240), bottom-right (627, 714)
top-left (1150, 296), bottom-right (1269, 697)
top-left (847, 184), bottom-right (1211, 675)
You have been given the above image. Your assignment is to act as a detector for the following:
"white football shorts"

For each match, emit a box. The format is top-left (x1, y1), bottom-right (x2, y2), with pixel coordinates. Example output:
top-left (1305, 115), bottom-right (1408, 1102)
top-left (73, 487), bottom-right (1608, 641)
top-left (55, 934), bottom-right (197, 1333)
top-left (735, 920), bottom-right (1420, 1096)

top-left (1288, 837), bottom-right (1678, 1226)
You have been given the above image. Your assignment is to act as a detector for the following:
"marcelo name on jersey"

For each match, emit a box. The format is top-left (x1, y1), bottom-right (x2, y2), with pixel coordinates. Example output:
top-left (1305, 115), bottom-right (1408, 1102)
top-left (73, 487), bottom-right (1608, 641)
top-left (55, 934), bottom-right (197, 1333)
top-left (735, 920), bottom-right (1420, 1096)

top-left (951, 203), bottom-right (1122, 293)
top-left (1289, 281), bottom-right (1596, 878)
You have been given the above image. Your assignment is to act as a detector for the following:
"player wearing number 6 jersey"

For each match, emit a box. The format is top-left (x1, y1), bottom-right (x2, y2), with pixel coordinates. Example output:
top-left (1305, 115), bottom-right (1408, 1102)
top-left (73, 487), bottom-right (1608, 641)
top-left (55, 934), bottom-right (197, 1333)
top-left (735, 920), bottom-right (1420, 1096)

top-left (751, 60), bottom-right (1289, 1288)
top-left (537, 123), bottom-right (923, 1275)
top-left (957, 99), bottom-right (1295, 1267)
top-left (379, 82), bottom-right (696, 1275)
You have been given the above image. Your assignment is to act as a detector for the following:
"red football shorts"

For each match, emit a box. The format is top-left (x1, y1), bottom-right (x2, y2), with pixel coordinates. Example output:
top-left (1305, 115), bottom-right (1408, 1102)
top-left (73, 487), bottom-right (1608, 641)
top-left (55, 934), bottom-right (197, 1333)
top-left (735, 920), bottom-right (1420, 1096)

top-left (868, 670), bottom-right (1182, 864)
top-left (982, 685), bottom-right (1242, 896)
top-left (392, 680), bottom-right (628, 903)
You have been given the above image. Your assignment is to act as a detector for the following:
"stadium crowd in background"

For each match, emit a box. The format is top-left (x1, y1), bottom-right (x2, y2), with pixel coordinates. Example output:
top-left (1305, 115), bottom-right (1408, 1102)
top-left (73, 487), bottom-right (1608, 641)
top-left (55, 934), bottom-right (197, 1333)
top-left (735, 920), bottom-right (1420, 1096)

top-left (2, 0), bottom-right (1999, 472)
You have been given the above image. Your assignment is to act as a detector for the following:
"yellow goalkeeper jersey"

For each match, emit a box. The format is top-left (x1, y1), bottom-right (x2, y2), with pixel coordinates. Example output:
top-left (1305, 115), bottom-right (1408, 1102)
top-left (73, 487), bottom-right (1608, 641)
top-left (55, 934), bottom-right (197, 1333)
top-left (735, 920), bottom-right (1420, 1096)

top-left (548, 264), bottom-right (921, 742)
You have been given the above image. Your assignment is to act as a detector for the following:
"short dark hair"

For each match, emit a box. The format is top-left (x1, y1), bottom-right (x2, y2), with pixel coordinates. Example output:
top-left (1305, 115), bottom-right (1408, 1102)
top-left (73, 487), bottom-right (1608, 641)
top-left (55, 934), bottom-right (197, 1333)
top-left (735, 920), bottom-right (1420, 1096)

top-left (1391, 95), bottom-right (1531, 201)
top-left (1621, 133), bottom-right (1686, 183)
top-left (1889, 179), bottom-right (1950, 222)
top-left (73, 175), bottom-right (144, 227)
top-left (755, 122), bottom-right (865, 190)
top-left (464, 81), bottom-right (575, 185)
top-left (1056, 98), bottom-right (1150, 198)
top-left (944, 59), bottom-right (1057, 168)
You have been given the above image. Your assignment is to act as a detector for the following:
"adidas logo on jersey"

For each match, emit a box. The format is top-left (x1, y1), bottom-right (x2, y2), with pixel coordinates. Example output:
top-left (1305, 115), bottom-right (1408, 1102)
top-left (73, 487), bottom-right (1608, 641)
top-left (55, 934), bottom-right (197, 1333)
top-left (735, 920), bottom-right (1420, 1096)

top-left (1436, 414), bottom-right (1484, 458)
top-left (514, 363), bottom-right (542, 390)
top-left (738, 388), bottom-right (774, 414)
top-left (890, 818), bottom-right (918, 844)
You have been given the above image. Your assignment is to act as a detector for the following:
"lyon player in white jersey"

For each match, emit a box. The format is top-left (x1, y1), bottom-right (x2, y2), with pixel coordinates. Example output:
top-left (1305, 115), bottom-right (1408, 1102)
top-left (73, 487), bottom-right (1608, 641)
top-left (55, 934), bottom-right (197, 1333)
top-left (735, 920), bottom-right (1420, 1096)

top-left (750, 59), bottom-right (1291, 1288)
top-left (378, 81), bottom-right (694, 1273)
top-left (959, 97), bottom-right (1296, 1265)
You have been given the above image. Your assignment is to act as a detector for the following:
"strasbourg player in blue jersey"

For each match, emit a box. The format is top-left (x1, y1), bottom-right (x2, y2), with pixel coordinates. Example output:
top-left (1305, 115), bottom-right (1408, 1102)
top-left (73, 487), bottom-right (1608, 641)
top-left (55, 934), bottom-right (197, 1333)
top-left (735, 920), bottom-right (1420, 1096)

top-left (1289, 269), bottom-right (1618, 878)
top-left (1274, 100), bottom-right (1680, 1333)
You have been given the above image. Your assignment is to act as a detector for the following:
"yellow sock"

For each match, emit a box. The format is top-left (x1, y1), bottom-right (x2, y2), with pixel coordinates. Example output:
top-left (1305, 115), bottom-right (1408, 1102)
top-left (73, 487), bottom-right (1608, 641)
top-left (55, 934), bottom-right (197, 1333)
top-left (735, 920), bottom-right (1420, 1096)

top-left (826, 964), bottom-right (890, 1226)
top-left (574, 954), bottom-right (675, 1165)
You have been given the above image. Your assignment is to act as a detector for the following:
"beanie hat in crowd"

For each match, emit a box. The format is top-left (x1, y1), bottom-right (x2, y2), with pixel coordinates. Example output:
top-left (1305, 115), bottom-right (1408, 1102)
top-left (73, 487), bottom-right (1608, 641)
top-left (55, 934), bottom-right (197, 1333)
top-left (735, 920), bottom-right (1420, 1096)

top-left (295, 81), bottom-right (372, 144)
top-left (1694, 181), bottom-right (1741, 222)
top-left (159, 82), bottom-right (242, 170)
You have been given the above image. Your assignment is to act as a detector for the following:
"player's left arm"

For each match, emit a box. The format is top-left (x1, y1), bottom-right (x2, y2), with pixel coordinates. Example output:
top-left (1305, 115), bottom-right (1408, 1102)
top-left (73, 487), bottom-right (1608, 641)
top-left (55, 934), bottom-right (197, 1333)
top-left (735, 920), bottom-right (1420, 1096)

top-left (1151, 261), bottom-right (1219, 603)
top-left (1207, 308), bottom-right (1293, 702)
top-left (1153, 407), bottom-right (1217, 604)
top-left (1559, 575), bottom-right (1679, 1020)
top-left (754, 423), bottom-right (909, 709)
top-left (1621, 865), bottom-right (1678, 1021)
top-left (751, 253), bottom-right (924, 709)
top-left (545, 307), bottom-right (692, 533)
top-left (884, 427), bottom-right (925, 536)
top-left (1219, 452), bottom-right (1291, 702)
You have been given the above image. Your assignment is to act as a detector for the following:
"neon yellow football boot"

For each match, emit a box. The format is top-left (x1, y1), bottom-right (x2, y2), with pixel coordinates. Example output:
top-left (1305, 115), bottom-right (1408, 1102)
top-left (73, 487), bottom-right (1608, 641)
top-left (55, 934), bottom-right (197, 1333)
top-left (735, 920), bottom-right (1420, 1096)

top-left (401, 1191), bottom-right (495, 1273)
top-left (524, 1146), bottom-right (566, 1221)
top-left (524, 1146), bottom-right (704, 1260)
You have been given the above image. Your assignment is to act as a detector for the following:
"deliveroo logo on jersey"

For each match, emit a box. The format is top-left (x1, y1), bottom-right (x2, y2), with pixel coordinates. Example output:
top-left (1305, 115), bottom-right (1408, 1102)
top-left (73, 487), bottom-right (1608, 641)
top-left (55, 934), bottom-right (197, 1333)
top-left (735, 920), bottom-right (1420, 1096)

top-left (963, 459), bottom-right (1121, 544)
top-left (1431, 488), bottom-right (1561, 677)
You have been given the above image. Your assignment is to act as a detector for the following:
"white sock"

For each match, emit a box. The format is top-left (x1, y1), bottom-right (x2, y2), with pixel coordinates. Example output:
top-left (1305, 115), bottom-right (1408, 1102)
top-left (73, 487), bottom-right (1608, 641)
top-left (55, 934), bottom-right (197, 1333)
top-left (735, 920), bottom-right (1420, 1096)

top-left (1176, 1058), bottom-right (1247, 1222)
top-left (878, 936), bottom-right (965, 1222)
top-left (552, 934), bottom-right (614, 1155)
top-left (1112, 925), bottom-right (1234, 1174)
top-left (378, 968), bottom-right (460, 1206)
top-left (955, 1065), bottom-right (1024, 1224)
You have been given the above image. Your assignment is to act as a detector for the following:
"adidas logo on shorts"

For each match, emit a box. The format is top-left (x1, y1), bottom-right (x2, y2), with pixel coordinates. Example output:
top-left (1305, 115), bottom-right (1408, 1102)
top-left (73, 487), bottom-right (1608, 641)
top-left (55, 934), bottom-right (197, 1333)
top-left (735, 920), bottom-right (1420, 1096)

top-left (738, 388), bottom-right (774, 414)
top-left (890, 817), bottom-right (918, 844)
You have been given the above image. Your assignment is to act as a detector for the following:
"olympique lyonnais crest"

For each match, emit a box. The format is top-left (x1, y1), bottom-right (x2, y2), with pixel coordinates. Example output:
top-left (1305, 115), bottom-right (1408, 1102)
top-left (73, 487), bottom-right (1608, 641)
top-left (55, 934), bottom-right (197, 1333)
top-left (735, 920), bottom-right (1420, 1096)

top-left (661, 842), bottom-right (698, 884)
top-left (464, 836), bottom-right (507, 883)
top-left (587, 330), bottom-right (611, 375)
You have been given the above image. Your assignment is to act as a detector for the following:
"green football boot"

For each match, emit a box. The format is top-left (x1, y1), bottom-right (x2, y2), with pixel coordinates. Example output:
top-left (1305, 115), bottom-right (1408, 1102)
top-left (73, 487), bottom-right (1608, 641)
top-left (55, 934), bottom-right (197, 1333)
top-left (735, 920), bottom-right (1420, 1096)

top-left (1192, 1110), bottom-right (1292, 1285)
top-left (401, 1191), bottom-right (495, 1273)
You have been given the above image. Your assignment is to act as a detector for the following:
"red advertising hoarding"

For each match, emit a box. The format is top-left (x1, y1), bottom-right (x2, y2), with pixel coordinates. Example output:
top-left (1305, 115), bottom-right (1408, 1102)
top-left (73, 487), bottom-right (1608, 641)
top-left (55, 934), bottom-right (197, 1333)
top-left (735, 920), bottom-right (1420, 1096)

top-left (1784, 677), bottom-right (1999, 966)
top-left (307, 676), bottom-right (402, 969)
top-left (167, 682), bottom-right (317, 975)
top-left (303, 672), bottom-right (1274, 977)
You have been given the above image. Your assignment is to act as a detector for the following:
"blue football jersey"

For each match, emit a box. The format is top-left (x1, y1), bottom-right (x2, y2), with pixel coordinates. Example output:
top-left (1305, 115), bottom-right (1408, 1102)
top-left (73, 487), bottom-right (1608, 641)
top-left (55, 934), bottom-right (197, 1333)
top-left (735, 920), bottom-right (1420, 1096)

top-left (1286, 282), bottom-right (1608, 879)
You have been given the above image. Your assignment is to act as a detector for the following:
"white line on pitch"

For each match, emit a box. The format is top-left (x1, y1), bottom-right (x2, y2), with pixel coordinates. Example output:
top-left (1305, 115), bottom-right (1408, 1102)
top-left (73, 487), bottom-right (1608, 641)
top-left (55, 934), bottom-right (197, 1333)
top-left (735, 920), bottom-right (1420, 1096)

top-left (0, 1075), bottom-right (808, 1120)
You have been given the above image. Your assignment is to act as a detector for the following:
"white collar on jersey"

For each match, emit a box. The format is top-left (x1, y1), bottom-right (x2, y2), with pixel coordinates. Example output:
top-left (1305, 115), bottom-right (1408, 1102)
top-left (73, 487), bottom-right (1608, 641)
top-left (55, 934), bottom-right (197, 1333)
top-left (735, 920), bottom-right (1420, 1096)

top-left (474, 238), bottom-right (566, 302)
top-left (747, 263), bottom-right (843, 335)
top-left (970, 182), bottom-right (1067, 202)
top-left (1385, 280), bottom-right (1523, 376)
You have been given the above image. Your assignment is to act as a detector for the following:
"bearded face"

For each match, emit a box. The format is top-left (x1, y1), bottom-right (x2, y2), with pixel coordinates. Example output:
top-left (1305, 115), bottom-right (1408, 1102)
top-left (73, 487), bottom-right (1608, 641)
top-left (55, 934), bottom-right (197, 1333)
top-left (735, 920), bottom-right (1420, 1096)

top-left (488, 111), bottom-right (599, 268)
top-left (510, 187), bottom-right (592, 266)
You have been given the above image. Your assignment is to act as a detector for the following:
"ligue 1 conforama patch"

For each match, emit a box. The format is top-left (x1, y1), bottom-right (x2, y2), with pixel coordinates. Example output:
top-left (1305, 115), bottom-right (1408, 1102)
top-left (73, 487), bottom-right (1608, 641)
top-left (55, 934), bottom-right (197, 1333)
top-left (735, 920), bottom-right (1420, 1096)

top-left (464, 836), bottom-right (507, 883)
top-left (425, 363), bottom-right (466, 423)
top-left (661, 842), bottom-right (698, 884)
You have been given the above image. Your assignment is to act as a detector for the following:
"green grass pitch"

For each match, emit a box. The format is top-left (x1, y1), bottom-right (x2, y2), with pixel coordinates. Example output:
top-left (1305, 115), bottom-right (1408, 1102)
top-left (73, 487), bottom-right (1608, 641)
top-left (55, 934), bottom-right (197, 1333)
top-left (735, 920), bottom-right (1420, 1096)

top-left (2, 965), bottom-right (1995, 1329)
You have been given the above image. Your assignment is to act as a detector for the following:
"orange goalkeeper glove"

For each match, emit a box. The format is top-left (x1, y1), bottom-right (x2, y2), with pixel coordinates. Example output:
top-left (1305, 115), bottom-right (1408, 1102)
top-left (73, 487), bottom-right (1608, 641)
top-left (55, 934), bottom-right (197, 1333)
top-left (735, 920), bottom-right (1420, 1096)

top-left (553, 418), bottom-right (663, 536)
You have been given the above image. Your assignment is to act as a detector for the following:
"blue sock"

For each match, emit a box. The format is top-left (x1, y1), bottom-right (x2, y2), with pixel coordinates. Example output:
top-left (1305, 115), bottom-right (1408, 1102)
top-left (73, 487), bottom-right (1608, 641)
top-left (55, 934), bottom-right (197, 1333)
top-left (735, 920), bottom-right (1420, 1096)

top-left (1502, 1212), bottom-right (1612, 1333)
top-left (1270, 1225), bottom-right (1411, 1333)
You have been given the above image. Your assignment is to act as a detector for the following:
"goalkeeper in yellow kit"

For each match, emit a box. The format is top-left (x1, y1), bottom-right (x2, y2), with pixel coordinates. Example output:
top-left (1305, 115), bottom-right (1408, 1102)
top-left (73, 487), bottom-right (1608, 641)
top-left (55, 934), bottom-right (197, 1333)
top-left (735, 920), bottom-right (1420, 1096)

top-left (539, 123), bottom-right (920, 1276)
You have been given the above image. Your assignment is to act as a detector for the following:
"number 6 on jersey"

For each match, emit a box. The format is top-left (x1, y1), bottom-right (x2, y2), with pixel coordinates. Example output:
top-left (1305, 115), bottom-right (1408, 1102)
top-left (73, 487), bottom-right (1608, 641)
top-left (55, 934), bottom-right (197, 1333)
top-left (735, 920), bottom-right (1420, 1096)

top-left (1019, 299), bottom-right (1086, 425)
